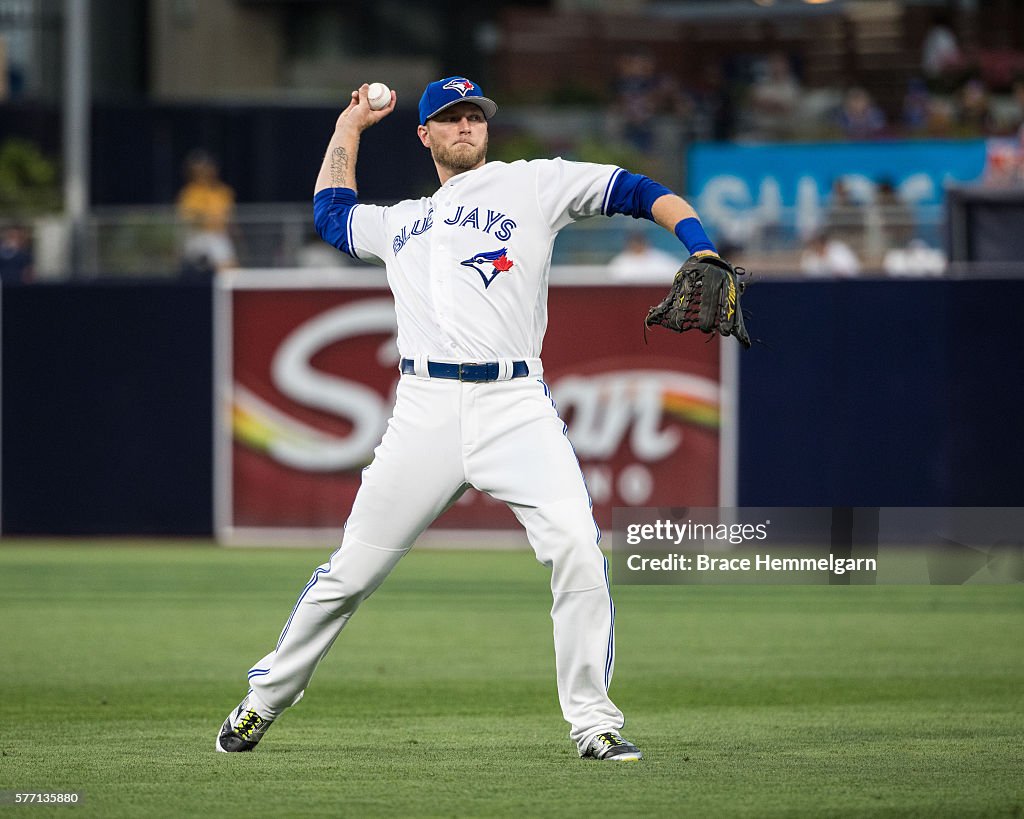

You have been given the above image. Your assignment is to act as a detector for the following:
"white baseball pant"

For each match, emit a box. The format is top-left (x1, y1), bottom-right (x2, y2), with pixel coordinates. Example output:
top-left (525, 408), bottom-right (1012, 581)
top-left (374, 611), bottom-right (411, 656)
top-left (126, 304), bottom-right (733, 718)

top-left (244, 372), bottom-right (624, 753)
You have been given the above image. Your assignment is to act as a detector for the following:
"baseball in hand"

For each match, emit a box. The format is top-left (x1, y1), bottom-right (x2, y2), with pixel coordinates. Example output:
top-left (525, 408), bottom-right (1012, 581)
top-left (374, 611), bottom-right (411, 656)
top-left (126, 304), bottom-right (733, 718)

top-left (367, 82), bottom-right (391, 111)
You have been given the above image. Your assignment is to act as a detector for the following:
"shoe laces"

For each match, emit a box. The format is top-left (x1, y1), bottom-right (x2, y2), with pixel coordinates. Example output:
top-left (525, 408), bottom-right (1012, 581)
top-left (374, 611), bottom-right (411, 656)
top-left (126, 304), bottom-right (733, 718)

top-left (594, 732), bottom-right (626, 748)
top-left (234, 709), bottom-right (266, 740)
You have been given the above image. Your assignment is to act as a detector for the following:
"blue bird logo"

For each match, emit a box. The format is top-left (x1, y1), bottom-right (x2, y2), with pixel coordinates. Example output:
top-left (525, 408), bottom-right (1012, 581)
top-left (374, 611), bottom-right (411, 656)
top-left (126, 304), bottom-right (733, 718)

top-left (443, 78), bottom-right (476, 97)
top-left (461, 248), bottom-right (515, 289)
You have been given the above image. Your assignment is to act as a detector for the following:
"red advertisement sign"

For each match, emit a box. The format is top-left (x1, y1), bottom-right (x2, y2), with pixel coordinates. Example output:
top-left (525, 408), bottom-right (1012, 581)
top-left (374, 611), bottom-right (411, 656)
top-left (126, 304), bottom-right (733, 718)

top-left (217, 272), bottom-right (721, 541)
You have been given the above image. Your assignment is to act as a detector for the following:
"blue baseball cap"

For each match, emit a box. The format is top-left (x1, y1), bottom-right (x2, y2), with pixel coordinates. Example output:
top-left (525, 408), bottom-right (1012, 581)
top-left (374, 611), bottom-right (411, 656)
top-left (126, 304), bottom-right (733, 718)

top-left (418, 76), bottom-right (498, 125)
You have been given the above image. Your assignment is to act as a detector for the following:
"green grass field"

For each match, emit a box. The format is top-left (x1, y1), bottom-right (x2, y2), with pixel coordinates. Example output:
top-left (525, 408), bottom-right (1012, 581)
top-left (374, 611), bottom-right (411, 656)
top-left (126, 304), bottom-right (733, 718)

top-left (1, 543), bottom-right (1022, 818)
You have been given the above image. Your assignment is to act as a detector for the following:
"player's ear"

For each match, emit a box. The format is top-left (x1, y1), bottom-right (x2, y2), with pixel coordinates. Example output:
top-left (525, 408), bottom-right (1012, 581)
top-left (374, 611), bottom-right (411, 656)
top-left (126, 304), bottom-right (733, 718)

top-left (417, 124), bottom-right (430, 148)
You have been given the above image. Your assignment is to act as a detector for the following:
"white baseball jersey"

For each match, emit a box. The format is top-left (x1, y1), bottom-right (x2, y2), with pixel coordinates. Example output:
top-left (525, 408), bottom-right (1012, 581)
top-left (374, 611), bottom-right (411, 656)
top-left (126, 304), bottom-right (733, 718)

top-left (344, 158), bottom-right (621, 361)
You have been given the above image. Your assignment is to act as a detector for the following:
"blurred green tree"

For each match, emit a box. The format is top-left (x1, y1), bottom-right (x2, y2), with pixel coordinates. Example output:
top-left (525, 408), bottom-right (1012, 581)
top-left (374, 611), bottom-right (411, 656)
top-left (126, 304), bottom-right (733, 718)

top-left (0, 138), bottom-right (61, 216)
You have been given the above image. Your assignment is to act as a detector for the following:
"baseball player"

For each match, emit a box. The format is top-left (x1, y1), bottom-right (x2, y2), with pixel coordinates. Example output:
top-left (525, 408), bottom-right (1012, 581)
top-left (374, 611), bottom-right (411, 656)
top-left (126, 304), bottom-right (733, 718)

top-left (217, 76), bottom-right (726, 761)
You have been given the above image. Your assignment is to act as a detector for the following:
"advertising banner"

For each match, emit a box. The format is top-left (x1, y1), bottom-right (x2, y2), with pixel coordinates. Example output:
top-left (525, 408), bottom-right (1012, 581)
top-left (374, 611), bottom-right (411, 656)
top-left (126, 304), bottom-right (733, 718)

top-left (687, 140), bottom-right (987, 244)
top-left (216, 271), bottom-right (723, 543)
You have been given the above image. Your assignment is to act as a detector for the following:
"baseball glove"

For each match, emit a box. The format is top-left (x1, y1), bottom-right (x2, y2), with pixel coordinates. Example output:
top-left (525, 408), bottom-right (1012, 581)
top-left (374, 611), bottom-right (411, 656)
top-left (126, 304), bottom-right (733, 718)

top-left (645, 254), bottom-right (751, 348)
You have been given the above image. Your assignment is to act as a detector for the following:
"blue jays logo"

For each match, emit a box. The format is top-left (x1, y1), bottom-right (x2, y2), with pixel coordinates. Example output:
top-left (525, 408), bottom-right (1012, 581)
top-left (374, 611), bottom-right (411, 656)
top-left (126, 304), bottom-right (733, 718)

top-left (443, 78), bottom-right (475, 97)
top-left (461, 248), bottom-right (514, 288)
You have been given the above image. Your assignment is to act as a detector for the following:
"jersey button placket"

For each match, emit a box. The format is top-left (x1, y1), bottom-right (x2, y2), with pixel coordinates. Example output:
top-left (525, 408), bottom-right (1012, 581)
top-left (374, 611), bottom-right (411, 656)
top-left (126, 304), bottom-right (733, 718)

top-left (430, 227), bottom-right (455, 352)
top-left (441, 236), bottom-right (458, 349)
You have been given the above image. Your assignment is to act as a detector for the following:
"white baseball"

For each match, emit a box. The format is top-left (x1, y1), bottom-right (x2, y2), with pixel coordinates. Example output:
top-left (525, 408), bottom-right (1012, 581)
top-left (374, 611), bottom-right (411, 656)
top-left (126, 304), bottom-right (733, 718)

top-left (367, 82), bottom-right (391, 111)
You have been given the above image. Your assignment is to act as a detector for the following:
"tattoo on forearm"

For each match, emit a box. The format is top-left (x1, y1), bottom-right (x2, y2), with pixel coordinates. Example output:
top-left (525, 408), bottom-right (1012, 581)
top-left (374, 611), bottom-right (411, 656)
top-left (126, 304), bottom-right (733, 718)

top-left (330, 147), bottom-right (349, 186)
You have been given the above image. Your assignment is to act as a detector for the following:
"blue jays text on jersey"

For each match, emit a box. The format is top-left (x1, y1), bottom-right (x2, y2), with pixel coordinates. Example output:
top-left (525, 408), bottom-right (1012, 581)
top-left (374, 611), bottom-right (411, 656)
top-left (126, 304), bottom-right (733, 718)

top-left (392, 206), bottom-right (517, 255)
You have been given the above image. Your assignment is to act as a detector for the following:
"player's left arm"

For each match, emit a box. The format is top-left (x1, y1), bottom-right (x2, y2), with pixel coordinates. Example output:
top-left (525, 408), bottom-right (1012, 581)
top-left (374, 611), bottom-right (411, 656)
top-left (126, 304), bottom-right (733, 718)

top-left (650, 194), bottom-right (718, 259)
top-left (537, 160), bottom-right (719, 260)
top-left (605, 171), bottom-right (719, 259)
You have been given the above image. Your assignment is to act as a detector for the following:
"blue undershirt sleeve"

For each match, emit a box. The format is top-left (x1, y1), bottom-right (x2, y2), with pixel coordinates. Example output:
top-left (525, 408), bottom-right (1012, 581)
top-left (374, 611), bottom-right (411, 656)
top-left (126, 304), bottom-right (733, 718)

top-left (313, 187), bottom-right (359, 258)
top-left (604, 170), bottom-right (672, 221)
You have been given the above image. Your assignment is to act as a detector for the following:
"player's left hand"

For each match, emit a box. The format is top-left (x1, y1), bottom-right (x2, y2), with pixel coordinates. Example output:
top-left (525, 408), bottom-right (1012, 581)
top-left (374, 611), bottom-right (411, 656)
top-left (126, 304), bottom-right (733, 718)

top-left (645, 253), bottom-right (751, 348)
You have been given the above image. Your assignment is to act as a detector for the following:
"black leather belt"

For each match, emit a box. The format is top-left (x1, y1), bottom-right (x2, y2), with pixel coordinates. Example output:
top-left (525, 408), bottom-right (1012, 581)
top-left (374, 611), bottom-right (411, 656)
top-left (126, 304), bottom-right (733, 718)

top-left (400, 358), bottom-right (529, 382)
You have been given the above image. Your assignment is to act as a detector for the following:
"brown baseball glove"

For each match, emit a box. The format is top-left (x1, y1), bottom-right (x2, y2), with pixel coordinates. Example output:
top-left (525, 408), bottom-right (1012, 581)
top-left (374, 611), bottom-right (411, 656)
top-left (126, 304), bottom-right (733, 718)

top-left (645, 254), bottom-right (751, 348)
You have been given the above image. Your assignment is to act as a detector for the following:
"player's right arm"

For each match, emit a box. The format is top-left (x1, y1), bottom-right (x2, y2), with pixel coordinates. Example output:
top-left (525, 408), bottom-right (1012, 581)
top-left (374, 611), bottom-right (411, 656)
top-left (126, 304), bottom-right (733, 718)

top-left (314, 84), bottom-right (395, 195)
top-left (313, 84), bottom-right (395, 261)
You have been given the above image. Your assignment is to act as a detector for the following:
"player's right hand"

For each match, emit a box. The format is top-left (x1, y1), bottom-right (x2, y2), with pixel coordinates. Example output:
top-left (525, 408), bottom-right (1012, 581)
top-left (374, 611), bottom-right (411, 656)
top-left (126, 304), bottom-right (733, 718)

top-left (337, 84), bottom-right (395, 132)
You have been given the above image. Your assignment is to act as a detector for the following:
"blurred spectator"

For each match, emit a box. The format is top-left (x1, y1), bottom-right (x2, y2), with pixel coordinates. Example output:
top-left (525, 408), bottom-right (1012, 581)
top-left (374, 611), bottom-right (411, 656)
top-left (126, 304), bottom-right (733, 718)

top-left (925, 96), bottom-right (957, 137)
top-left (836, 87), bottom-right (886, 140)
top-left (921, 12), bottom-right (962, 83)
top-left (176, 149), bottom-right (238, 276)
top-left (747, 52), bottom-right (803, 139)
top-left (873, 179), bottom-right (915, 251)
top-left (824, 178), bottom-right (865, 248)
top-left (957, 79), bottom-right (997, 135)
top-left (1007, 76), bottom-right (1024, 133)
top-left (651, 73), bottom-right (694, 119)
top-left (883, 240), bottom-right (946, 277)
top-left (800, 231), bottom-right (860, 278)
top-left (607, 232), bottom-right (680, 283)
top-left (0, 224), bottom-right (33, 284)
top-left (901, 78), bottom-right (932, 134)
top-left (693, 62), bottom-right (737, 142)
top-left (981, 136), bottom-right (1024, 187)
top-left (610, 53), bottom-right (659, 152)
top-left (298, 233), bottom-right (351, 268)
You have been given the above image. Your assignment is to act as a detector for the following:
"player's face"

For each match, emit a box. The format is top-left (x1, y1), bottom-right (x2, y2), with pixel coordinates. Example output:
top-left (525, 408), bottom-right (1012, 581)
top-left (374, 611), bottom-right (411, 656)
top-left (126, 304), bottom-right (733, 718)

top-left (419, 102), bottom-right (489, 173)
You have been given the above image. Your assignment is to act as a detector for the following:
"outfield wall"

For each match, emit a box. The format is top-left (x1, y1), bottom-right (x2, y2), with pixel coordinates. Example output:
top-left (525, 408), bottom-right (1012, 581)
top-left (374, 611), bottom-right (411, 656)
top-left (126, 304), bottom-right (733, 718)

top-left (735, 279), bottom-right (1024, 507)
top-left (0, 281), bottom-right (213, 535)
top-left (2, 276), bottom-right (1022, 536)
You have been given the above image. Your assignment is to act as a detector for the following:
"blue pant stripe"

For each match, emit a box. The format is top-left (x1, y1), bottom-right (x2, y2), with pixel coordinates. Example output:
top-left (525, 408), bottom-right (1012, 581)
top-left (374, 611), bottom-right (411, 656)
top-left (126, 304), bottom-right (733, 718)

top-left (276, 567), bottom-right (328, 649)
top-left (539, 379), bottom-right (593, 507)
top-left (603, 557), bottom-right (615, 689)
top-left (275, 547), bottom-right (341, 650)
